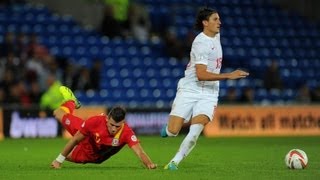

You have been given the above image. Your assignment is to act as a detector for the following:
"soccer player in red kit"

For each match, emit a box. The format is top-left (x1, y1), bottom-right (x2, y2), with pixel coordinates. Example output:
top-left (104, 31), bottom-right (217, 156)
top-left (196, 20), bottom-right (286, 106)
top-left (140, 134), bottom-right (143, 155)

top-left (51, 86), bottom-right (157, 169)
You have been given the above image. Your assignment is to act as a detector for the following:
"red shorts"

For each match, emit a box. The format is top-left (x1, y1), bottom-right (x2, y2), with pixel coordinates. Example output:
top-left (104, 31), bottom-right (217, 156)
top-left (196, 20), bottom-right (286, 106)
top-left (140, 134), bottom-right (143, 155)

top-left (61, 114), bottom-right (84, 136)
top-left (61, 114), bottom-right (100, 163)
top-left (70, 140), bottom-right (100, 163)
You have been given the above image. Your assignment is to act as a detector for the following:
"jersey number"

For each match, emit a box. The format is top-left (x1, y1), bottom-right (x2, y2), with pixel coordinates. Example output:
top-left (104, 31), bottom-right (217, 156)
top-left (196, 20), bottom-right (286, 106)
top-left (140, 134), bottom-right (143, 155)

top-left (215, 58), bottom-right (222, 69)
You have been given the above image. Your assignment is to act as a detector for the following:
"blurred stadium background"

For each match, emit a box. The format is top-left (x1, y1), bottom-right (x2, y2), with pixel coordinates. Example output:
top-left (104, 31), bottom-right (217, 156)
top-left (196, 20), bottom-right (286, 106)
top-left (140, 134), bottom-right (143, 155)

top-left (0, 0), bottom-right (320, 138)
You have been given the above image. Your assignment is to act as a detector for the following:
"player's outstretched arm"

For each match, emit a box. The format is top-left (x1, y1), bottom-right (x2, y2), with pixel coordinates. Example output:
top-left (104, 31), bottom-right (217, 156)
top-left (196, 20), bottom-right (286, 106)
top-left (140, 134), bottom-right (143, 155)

top-left (51, 131), bottom-right (85, 169)
top-left (227, 69), bottom-right (249, 80)
top-left (195, 64), bottom-right (249, 81)
top-left (131, 143), bottom-right (157, 169)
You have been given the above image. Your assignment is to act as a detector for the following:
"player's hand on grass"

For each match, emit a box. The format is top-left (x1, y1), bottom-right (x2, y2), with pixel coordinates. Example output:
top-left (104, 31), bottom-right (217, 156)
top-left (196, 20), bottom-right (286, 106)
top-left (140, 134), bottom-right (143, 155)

top-left (51, 160), bottom-right (62, 169)
top-left (147, 163), bottom-right (157, 169)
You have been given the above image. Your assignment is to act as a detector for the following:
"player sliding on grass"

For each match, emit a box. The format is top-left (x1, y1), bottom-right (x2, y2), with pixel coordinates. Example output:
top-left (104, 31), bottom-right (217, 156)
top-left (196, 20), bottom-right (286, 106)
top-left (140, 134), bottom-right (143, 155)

top-left (51, 86), bottom-right (157, 169)
top-left (161, 7), bottom-right (249, 170)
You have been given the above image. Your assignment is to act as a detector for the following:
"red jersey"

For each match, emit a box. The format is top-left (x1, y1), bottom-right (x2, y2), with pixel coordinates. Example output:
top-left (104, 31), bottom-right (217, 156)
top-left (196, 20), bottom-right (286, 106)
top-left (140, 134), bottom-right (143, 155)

top-left (70, 115), bottom-right (139, 164)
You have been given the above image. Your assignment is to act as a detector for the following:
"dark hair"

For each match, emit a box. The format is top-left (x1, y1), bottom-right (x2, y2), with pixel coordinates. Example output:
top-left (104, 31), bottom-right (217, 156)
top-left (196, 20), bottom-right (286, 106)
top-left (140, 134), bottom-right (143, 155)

top-left (108, 106), bottom-right (126, 122)
top-left (194, 7), bottom-right (218, 31)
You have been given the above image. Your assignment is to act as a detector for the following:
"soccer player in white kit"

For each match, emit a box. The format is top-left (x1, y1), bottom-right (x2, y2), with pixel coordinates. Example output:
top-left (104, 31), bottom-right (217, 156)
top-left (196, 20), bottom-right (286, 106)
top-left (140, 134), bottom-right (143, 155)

top-left (161, 7), bottom-right (249, 170)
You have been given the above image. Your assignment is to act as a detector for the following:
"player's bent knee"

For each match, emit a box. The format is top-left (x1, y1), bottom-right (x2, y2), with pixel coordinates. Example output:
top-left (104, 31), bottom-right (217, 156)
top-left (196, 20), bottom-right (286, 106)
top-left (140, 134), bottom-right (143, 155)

top-left (167, 127), bottom-right (179, 136)
top-left (167, 127), bottom-right (179, 137)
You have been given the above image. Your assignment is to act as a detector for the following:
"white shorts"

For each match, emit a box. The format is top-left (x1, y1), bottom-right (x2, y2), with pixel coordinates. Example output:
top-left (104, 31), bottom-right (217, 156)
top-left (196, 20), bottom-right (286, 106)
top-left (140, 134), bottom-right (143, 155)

top-left (169, 90), bottom-right (218, 123)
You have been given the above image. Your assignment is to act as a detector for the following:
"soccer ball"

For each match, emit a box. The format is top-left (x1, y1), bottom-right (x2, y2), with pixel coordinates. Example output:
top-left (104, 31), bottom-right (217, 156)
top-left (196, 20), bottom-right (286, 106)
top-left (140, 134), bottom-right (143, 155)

top-left (284, 149), bottom-right (308, 169)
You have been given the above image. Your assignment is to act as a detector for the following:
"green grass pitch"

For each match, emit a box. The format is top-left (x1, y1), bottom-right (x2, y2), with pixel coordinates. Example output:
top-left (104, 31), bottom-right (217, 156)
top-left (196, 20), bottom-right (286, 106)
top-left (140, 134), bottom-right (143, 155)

top-left (0, 136), bottom-right (319, 180)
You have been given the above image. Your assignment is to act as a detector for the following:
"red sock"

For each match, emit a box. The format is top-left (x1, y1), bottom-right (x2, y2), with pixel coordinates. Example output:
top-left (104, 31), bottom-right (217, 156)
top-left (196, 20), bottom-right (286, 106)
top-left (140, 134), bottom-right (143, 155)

top-left (61, 100), bottom-right (76, 114)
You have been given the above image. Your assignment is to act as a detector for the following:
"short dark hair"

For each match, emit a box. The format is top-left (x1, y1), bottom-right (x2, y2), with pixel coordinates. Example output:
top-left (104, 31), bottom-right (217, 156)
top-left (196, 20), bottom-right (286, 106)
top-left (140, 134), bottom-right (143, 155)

top-left (194, 7), bottom-right (218, 31)
top-left (108, 106), bottom-right (126, 122)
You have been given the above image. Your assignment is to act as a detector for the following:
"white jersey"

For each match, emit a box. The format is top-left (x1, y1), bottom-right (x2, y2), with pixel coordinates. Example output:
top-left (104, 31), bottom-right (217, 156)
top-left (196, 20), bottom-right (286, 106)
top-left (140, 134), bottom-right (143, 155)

top-left (170, 32), bottom-right (223, 122)
top-left (179, 32), bottom-right (223, 97)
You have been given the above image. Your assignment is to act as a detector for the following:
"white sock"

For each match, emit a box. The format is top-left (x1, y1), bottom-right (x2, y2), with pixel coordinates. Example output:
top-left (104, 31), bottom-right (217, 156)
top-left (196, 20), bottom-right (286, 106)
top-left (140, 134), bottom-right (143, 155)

top-left (170, 124), bottom-right (204, 165)
top-left (166, 126), bottom-right (178, 137)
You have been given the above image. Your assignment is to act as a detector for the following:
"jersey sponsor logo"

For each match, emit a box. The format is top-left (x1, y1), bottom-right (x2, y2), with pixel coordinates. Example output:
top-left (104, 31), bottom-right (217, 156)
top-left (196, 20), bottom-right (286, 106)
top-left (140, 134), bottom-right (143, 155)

top-left (65, 119), bottom-right (70, 125)
top-left (131, 135), bottom-right (137, 142)
top-left (112, 138), bottom-right (119, 146)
